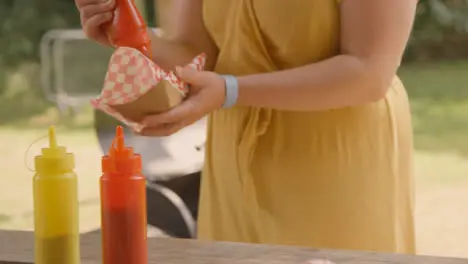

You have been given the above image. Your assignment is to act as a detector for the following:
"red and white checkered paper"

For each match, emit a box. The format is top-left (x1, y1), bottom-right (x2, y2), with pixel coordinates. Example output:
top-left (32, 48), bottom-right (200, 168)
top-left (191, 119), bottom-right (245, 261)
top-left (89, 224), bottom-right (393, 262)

top-left (91, 47), bottom-right (206, 131)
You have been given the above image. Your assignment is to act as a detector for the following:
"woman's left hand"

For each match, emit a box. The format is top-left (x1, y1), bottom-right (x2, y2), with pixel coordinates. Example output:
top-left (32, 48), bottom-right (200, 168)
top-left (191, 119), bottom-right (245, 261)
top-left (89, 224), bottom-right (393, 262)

top-left (137, 67), bottom-right (226, 137)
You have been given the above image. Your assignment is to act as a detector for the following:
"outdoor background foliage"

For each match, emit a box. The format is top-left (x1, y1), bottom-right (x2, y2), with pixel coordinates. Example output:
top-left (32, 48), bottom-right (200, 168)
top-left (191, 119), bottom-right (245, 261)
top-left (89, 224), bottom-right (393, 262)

top-left (1, 0), bottom-right (468, 97)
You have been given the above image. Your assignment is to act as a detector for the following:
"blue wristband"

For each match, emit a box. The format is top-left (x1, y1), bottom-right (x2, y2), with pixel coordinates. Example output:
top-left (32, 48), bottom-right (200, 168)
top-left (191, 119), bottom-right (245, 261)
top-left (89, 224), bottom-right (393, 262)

top-left (221, 75), bottom-right (239, 108)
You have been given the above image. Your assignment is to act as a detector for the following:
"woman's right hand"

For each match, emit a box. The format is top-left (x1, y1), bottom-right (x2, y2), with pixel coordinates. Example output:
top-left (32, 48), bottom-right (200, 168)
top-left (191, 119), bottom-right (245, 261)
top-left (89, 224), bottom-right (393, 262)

top-left (75, 0), bottom-right (115, 46)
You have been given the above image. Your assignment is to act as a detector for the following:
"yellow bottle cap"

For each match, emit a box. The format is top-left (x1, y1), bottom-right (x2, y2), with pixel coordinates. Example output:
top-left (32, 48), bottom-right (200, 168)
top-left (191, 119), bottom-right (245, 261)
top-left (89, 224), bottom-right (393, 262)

top-left (34, 126), bottom-right (75, 174)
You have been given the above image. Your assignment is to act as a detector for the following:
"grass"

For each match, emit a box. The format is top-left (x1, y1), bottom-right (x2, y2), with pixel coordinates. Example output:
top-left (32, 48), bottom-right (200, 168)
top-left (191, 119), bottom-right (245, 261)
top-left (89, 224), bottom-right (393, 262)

top-left (399, 61), bottom-right (468, 257)
top-left (1, 60), bottom-right (468, 258)
top-left (399, 61), bottom-right (468, 156)
top-left (398, 61), bottom-right (468, 189)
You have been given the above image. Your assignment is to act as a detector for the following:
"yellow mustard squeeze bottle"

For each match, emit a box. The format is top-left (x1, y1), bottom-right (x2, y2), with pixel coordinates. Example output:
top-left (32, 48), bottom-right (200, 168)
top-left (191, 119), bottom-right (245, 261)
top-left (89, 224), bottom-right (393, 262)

top-left (33, 126), bottom-right (80, 264)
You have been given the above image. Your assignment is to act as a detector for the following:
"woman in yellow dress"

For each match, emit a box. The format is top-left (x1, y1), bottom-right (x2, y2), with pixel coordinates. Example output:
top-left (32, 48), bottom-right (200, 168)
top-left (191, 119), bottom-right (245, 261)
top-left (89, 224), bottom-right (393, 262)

top-left (76, 0), bottom-right (418, 253)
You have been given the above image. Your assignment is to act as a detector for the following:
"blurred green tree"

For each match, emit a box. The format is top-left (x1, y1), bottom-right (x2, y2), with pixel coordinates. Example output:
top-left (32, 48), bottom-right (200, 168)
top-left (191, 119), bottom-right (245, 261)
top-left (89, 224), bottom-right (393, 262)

top-left (0, 0), bottom-right (152, 96)
top-left (0, 0), bottom-right (80, 68)
top-left (0, 0), bottom-right (80, 95)
top-left (406, 0), bottom-right (468, 61)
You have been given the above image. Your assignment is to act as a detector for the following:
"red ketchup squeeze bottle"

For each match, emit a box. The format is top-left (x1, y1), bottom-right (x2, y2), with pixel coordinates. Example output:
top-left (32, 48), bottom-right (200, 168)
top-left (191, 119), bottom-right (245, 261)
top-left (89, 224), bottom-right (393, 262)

top-left (103, 0), bottom-right (152, 58)
top-left (100, 126), bottom-right (148, 264)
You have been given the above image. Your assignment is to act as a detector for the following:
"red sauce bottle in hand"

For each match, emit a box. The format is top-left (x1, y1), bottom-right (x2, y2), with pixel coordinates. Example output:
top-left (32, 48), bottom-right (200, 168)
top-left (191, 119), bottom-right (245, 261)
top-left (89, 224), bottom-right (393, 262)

top-left (104, 0), bottom-right (152, 58)
top-left (100, 126), bottom-right (148, 264)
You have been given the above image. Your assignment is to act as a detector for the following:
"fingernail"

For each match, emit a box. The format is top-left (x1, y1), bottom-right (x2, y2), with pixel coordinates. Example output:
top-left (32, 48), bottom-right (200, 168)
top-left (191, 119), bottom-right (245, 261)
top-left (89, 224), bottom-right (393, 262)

top-left (175, 66), bottom-right (183, 76)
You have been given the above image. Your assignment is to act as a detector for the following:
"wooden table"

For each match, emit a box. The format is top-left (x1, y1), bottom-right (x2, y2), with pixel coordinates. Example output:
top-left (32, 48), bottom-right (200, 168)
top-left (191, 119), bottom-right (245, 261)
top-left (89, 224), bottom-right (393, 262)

top-left (1, 230), bottom-right (467, 264)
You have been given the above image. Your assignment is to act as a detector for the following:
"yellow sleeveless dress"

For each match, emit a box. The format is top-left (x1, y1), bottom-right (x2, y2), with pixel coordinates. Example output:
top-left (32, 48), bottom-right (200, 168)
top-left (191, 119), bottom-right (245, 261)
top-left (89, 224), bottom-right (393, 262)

top-left (198, 0), bottom-right (415, 254)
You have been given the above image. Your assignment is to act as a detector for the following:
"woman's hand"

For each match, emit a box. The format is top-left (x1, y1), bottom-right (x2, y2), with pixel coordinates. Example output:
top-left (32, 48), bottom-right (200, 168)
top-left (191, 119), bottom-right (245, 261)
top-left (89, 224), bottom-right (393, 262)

top-left (138, 67), bottom-right (226, 137)
top-left (75, 0), bottom-right (115, 46)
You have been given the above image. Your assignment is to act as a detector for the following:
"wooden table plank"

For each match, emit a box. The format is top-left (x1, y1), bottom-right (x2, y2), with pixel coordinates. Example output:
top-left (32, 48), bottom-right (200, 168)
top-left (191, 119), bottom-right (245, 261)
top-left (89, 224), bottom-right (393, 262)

top-left (0, 230), bottom-right (467, 264)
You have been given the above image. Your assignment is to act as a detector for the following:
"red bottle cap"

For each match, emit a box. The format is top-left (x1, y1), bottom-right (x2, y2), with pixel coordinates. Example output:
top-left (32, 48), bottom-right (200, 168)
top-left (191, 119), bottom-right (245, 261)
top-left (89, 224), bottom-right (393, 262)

top-left (102, 126), bottom-right (142, 175)
top-left (103, 0), bottom-right (152, 58)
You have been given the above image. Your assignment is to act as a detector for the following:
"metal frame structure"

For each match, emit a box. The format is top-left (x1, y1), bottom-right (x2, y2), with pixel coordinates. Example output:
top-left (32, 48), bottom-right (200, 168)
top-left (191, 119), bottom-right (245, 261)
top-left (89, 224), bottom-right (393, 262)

top-left (40, 29), bottom-right (95, 111)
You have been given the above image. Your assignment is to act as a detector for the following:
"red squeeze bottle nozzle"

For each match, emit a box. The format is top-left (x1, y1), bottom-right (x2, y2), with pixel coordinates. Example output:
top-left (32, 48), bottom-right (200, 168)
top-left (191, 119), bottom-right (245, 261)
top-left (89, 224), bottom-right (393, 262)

top-left (100, 126), bottom-right (148, 264)
top-left (106, 126), bottom-right (135, 171)
top-left (103, 0), bottom-right (152, 58)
